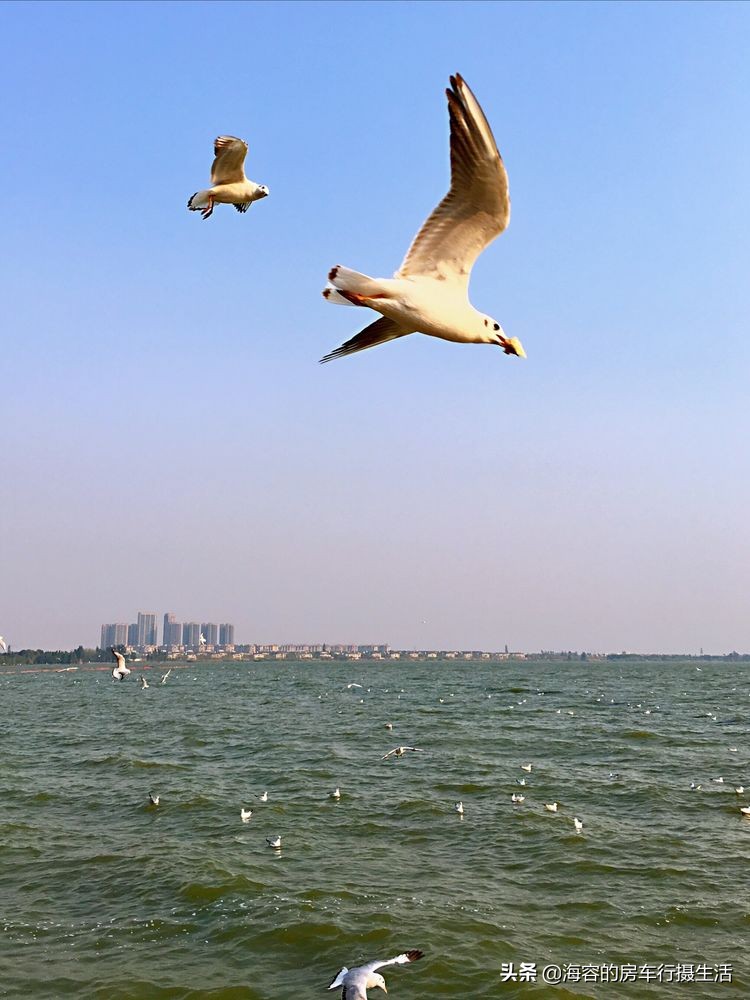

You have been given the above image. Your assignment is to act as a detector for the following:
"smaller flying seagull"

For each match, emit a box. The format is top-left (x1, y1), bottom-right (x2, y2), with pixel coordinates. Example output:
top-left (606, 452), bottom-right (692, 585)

top-left (328, 949), bottom-right (424, 998)
top-left (161, 669), bottom-right (172, 685)
top-left (188, 136), bottom-right (269, 220)
top-left (381, 747), bottom-right (425, 760)
top-left (111, 648), bottom-right (131, 680)
top-left (140, 675), bottom-right (149, 689)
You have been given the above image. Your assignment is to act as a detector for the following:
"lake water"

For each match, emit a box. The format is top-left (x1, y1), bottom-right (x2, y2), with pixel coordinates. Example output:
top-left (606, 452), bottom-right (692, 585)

top-left (1, 659), bottom-right (748, 998)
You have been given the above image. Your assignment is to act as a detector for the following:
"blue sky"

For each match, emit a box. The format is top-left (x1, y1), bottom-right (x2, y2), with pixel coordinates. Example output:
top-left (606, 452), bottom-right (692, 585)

top-left (1, 1), bottom-right (749, 652)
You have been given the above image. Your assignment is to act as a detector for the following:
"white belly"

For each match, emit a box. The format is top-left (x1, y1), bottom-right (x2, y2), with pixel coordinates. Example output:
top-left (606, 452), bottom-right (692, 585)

top-left (373, 277), bottom-right (485, 343)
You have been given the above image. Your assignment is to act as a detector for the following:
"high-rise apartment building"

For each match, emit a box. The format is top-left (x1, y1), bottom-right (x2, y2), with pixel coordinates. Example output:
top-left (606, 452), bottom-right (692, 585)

top-left (163, 612), bottom-right (182, 647)
top-left (219, 623), bottom-right (235, 646)
top-left (136, 612), bottom-right (157, 647)
top-left (127, 623), bottom-right (138, 646)
top-left (183, 622), bottom-right (200, 648)
top-left (100, 623), bottom-right (129, 648)
top-left (201, 623), bottom-right (218, 646)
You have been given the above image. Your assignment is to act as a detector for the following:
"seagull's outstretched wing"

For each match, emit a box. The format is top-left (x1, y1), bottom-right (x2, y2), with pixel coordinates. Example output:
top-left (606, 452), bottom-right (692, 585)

top-left (366, 950), bottom-right (425, 974)
top-left (210, 136), bottom-right (248, 185)
top-left (396, 74), bottom-right (509, 287)
top-left (327, 967), bottom-right (348, 990)
top-left (381, 748), bottom-right (399, 760)
top-left (320, 317), bottom-right (408, 364)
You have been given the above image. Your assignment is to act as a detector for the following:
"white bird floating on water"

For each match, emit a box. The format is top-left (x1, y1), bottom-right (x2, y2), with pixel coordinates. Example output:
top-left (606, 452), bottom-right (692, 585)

top-left (259, 791), bottom-right (268, 802)
top-left (381, 747), bottom-right (425, 761)
top-left (140, 675), bottom-right (149, 689)
top-left (740, 806), bottom-right (750, 817)
top-left (188, 136), bottom-right (269, 220)
top-left (320, 74), bottom-right (525, 364)
top-left (455, 801), bottom-right (464, 815)
top-left (327, 949), bottom-right (424, 998)
top-left (544, 803), bottom-right (559, 813)
top-left (573, 817), bottom-right (584, 833)
top-left (735, 787), bottom-right (745, 795)
top-left (161, 669), bottom-right (172, 684)
top-left (240, 808), bottom-right (253, 823)
top-left (516, 778), bottom-right (527, 787)
top-left (521, 764), bottom-right (533, 773)
top-left (266, 835), bottom-right (281, 848)
top-left (331, 788), bottom-right (341, 800)
top-left (148, 792), bottom-right (160, 806)
top-left (511, 793), bottom-right (525, 804)
top-left (111, 648), bottom-right (131, 681)
top-left (690, 782), bottom-right (702, 791)
top-left (347, 683), bottom-right (363, 690)
top-left (384, 722), bottom-right (393, 730)
top-left (712, 777), bottom-right (725, 784)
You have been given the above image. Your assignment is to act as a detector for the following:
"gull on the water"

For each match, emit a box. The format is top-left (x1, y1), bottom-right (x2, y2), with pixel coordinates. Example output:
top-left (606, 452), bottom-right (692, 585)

top-left (544, 802), bottom-right (559, 813)
top-left (111, 648), bottom-right (131, 680)
top-left (161, 669), bottom-right (172, 685)
top-left (381, 747), bottom-right (425, 761)
top-left (187, 136), bottom-right (269, 220)
top-left (347, 683), bottom-right (363, 690)
top-left (740, 806), bottom-right (750, 817)
top-left (511, 793), bottom-right (525, 804)
top-left (573, 817), bottom-right (583, 833)
top-left (384, 722), bottom-right (394, 730)
top-left (455, 801), bottom-right (464, 815)
top-left (328, 949), bottom-right (424, 998)
top-left (148, 792), bottom-right (160, 806)
top-left (521, 764), bottom-right (533, 773)
top-left (516, 778), bottom-right (527, 786)
top-left (735, 787), bottom-right (745, 794)
top-left (712, 777), bottom-right (725, 784)
top-left (259, 791), bottom-right (268, 802)
top-left (320, 74), bottom-right (525, 364)
top-left (240, 808), bottom-right (253, 823)
top-left (690, 782), bottom-right (702, 791)
top-left (266, 835), bottom-right (281, 848)
top-left (139, 675), bottom-right (149, 689)
top-left (331, 788), bottom-right (341, 800)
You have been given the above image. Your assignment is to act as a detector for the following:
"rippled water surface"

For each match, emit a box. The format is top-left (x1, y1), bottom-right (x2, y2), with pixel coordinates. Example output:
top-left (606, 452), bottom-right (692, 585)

top-left (1, 659), bottom-right (749, 998)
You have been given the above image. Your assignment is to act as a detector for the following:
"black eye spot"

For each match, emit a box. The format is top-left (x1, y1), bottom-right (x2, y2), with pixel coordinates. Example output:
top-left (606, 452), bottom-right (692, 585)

top-left (493, 323), bottom-right (500, 331)
top-left (484, 319), bottom-right (488, 327)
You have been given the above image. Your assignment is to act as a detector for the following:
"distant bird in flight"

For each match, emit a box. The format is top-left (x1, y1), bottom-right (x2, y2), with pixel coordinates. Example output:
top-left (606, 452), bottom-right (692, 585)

top-left (328, 949), bottom-right (424, 998)
top-left (140, 675), bottom-right (149, 690)
top-left (161, 669), bottom-right (172, 685)
top-left (381, 746), bottom-right (425, 761)
top-left (111, 648), bottom-right (130, 681)
top-left (188, 136), bottom-right (269, 220)
top-left (0, 636), bottom-right (7, 653)
top-left (321, 74), bottom-right (524, 363)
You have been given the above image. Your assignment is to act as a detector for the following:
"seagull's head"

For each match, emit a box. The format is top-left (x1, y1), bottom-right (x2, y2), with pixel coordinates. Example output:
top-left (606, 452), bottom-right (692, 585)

top-left (257, 185), bottom-right (270, 199)
top-left (367, 973), bottom-right (387, 993)
top-left (483, 317), bottom-right (526, 358)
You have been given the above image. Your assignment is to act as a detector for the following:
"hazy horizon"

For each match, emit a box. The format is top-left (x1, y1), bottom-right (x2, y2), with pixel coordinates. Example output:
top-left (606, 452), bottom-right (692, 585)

top-left (2, 1), bottom-right (749, 654)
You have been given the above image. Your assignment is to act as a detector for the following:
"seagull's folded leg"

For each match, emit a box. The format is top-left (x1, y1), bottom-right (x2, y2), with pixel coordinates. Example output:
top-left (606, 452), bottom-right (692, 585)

top-left (201, 195), bottom-right (215, 220)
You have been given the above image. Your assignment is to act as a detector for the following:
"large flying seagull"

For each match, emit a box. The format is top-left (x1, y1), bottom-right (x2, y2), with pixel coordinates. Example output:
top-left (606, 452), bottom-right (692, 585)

top-left (321, 74), bottom-right (524, 363)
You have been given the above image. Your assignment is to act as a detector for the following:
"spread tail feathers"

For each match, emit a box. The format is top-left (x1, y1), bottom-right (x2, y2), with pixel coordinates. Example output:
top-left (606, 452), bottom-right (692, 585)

top-left (188, 190), bottom-right (210, 210)
top-left (327, 265), bottom-right (384, 297)
top-left (322, 285), bottom-right (356, 306)
top-left (327, 967), bottom-right (348, 989)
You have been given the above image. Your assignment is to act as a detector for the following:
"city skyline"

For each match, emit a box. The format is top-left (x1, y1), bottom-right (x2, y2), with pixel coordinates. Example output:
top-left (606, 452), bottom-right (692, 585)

top-left (100, 610), bottom-right (236, 651)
